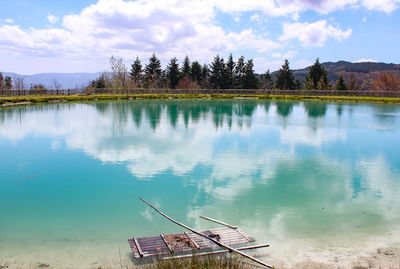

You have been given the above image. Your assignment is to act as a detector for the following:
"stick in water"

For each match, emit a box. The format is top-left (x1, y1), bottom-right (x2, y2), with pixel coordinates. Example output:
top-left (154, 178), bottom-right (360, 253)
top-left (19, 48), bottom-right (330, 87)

top-left (16, 174), bottom-right (37, 182)
top-left (138, 196), bottom-right (273, 269)
top-left (200, 215), bottom-right (238, 229)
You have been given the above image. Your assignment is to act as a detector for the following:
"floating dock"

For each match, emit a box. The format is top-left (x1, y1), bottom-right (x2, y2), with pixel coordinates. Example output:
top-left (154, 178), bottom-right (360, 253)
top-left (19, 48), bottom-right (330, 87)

top-left (128, 227), bottom-right (255, 258)
top-left (133, 197), bottom-right (273, 268)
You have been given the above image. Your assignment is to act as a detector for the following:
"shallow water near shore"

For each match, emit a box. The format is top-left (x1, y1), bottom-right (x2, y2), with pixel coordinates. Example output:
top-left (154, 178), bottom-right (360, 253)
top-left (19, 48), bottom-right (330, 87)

top-left (1, 100), bottom-right (400, 268)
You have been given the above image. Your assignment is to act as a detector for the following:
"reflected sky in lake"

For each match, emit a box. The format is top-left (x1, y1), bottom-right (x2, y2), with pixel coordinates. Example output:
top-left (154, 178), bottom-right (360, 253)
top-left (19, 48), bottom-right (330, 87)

top-left (0, 100), bottom-right (400, 265)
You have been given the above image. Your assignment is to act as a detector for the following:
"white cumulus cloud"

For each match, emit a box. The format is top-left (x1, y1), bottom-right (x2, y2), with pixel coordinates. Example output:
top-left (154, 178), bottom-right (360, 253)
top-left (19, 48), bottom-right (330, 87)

top-left (250, 13), bottom-right (260, 22)
top-left (0, 0), bottom-right (280, 64)
top-left (280, 20), bottom-right (352, 47)
top-left (362, 0), bottom-right (400, 13)
top-left (0, 0), bottom-right (398, 73)
top-left (47, 14), bottom-right (59, 24)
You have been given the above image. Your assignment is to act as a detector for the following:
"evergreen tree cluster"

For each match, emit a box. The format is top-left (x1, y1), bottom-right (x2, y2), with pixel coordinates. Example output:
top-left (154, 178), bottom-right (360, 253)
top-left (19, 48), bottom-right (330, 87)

top-left (73, 55), bottom-right (353, 92)
top-left (0, 72), bottom-right (13, 89)
top-left (118, 54), bottom-right (348, 91)
top-left (123, 53), bottom-right (261, 90)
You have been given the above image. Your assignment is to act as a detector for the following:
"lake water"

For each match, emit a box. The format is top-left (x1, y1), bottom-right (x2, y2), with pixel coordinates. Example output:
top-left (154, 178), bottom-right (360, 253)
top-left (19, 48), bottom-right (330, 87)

top-left (0, 100), bottom-right (400, 268)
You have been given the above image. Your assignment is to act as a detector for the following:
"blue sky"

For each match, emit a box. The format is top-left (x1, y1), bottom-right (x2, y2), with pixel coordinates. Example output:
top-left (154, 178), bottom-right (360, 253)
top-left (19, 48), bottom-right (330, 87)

top-left (0, 0), bottom-right (399, 74)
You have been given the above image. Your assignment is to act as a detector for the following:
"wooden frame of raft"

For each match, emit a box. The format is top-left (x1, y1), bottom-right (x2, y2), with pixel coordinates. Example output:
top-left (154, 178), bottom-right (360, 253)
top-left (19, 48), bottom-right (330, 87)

top-left (128, 227), bottom-right (258, 258)
top-left (133, 197), bottom-right (273, 268)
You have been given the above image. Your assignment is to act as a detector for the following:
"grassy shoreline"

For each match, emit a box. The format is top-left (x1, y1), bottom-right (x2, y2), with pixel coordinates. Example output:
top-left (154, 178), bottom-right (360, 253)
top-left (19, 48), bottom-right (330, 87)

top-left (1, 93), bottom-right (400, 106)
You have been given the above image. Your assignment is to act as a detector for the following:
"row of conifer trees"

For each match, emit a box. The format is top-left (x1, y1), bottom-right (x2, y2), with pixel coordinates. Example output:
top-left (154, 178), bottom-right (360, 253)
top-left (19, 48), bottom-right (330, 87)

top-left (92, 54), bottom-right (350, 91)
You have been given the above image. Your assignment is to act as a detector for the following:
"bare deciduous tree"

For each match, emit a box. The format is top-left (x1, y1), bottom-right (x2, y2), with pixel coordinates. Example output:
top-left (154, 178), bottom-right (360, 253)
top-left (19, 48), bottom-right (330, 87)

top-left (110, 56), bottom-right (129, 92)
top-left (347, 75), bottom-right (362, 91)
top-left (370, 72), bottom-right (400, 91)
top-left (13, 76), bottom-right (25, 90)
top-left (53, 79), bottom-right (62, 90)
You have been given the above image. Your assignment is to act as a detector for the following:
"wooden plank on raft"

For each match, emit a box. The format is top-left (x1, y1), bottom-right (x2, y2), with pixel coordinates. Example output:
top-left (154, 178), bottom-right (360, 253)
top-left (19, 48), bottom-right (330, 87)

top-left (129, 227), bottom-right (251, 257)
top-left (200, 215), bottom-right (238, 229)
top-left (160, 234), bottom-right (174, 253)
top-left (138, 197), bottom-right (273, 269)
top-left (184, 232), bottom-right (200, 249)
top-left (163, 244), bottom-right (270, 260)
top-left (236, 228), bottom-right (253, 242)
top-left (133, 237), bottom-right (144, 257)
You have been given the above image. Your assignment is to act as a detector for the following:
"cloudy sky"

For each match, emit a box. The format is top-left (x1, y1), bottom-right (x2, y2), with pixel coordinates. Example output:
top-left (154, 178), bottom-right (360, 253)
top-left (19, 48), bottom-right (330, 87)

top-left (0, 0), bottom-right (399, 74)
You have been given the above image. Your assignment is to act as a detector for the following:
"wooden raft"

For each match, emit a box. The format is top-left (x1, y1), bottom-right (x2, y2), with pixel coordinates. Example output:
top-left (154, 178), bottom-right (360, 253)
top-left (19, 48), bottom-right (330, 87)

top-left (128, 227), bottom-right (254, 258)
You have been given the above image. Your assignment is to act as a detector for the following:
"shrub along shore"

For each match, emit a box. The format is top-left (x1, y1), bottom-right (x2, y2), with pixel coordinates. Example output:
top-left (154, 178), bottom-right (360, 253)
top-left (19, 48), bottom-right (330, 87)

top-left (1, 93), bottom-right (400, 107)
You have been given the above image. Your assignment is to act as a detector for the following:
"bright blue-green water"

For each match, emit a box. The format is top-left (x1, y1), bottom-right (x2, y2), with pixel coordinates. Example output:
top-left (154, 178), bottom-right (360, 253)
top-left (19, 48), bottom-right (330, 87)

top-left (0, 100), bottom-right (400, 267)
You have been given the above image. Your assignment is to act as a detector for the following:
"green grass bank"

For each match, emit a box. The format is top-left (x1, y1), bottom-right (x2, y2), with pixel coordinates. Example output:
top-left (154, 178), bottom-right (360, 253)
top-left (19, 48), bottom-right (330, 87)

top-left (1, 93), bottom-right (400, 107)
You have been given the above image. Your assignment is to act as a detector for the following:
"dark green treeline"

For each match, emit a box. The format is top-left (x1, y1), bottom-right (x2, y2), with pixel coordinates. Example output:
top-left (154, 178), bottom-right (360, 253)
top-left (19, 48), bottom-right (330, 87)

top-left (90, 55), bottom-right (349, 91)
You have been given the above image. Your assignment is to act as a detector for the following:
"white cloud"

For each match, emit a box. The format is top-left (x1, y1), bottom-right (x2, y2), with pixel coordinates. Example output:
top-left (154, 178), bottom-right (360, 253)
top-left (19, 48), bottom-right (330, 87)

top-left (354, 58), bottom-right (378, 63)
top-left (47, 14), bottom-right (59, 24)
top-left (253, 49), bottom-right (297, 72)
top-left (253, 57), bottom-right (283, 72)
top-left (213, 0), bottom-right (400, 15)
top-left (272, 52), bottom-right (282, 58)
top-left (0, 0), bottom-right (280, 65)
top-left (5, 18), bottom-right (14, 24)
top-left (0, 0), bottom-right (398, 73)
top-left (363, 17), bottom-right (367, 23)
top-left (250, 13), bottom-right (260, 22)
top-left (282, 50), bottom-right (297, 59)
top-left (291, 12), bottom-right (300, 21)
top-left (280, 20), bottom-right (352, 47)
top-left (362, 0), bottom-right (400, 13)
top-left (291, 58), bottom-right (313, 69)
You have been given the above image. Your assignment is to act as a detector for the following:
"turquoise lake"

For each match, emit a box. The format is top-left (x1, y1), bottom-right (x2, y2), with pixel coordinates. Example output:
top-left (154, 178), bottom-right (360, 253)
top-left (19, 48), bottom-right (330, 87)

top-left (0, 100), bottom-right (400, 268)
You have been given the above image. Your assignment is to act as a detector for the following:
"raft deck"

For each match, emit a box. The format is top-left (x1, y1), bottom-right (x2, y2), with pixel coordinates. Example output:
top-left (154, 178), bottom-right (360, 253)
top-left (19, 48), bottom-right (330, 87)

top-left (128, 227), bottom-right (255, 258)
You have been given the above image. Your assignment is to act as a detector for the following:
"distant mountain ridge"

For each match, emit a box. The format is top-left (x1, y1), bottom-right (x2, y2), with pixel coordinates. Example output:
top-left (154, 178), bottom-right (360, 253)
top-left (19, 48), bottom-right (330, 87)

top-left (280, 61), bottom-right (400, 83)
top-left (2, 72), bottom-right (101, 89)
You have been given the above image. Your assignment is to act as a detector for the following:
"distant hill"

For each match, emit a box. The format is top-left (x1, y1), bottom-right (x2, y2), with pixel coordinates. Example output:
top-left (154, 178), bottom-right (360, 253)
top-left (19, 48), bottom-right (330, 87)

top-left (270, 61), bottom-right (400, 90)
top-left (2, 72), bottom-right (101, 89)
top-left (271, 61), bottom-right (400, 85)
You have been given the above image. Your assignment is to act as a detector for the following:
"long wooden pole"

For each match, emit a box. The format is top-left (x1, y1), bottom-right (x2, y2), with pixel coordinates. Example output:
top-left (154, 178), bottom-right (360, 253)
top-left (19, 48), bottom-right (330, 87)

top-left (163, 244), bottom-right (270, 260)
top-left (200, 215), bottom-right (238, 229)
top-left (138, 197), bottom-right (273, 269)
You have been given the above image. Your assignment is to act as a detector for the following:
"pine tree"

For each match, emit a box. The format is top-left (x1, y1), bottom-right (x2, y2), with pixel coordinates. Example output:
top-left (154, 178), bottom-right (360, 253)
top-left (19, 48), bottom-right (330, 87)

top-left (317, 77), bottom-right (331, 91)
top-left (130, 57), bottom-right (143, 87)
top-left (305, 58), bottom-right (329, 90)
top-left (201, 64), bottom-right (210, 88)
top-left (160, 69), bottom-right (168, 89)
top-left (144, 53), bottom-right (162, 88)
top-left (4, 76), bottom-right (12, 89)
top-left (166, 57), bottom-right (180, 89)
top-left (0, 72), bottom-right (4, 89)
top-left (243, 59), bottom-right (259, 89)
top-left (335, 75), bottom-right (348, 91)
top-left (261, 70), bottom-right (273, 89)
top-left (275, 59), bottom-right (295, 90)
top-left (234, 56), bottom-right (245, 88)
top-left (190, 61), bottom-right (202, 84)
top-left (225, 53), bottom-right (235, 89)
top-left (181, 56), bottom-right (191, 78)
top-left (295, 79), bottom-right (302, 90)
top-left (209, 55), bottom-right (225, 89)
top-left (94, 74), bottom-right (106, 88)
top-left (303, 79), bottom-right (314, 91)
